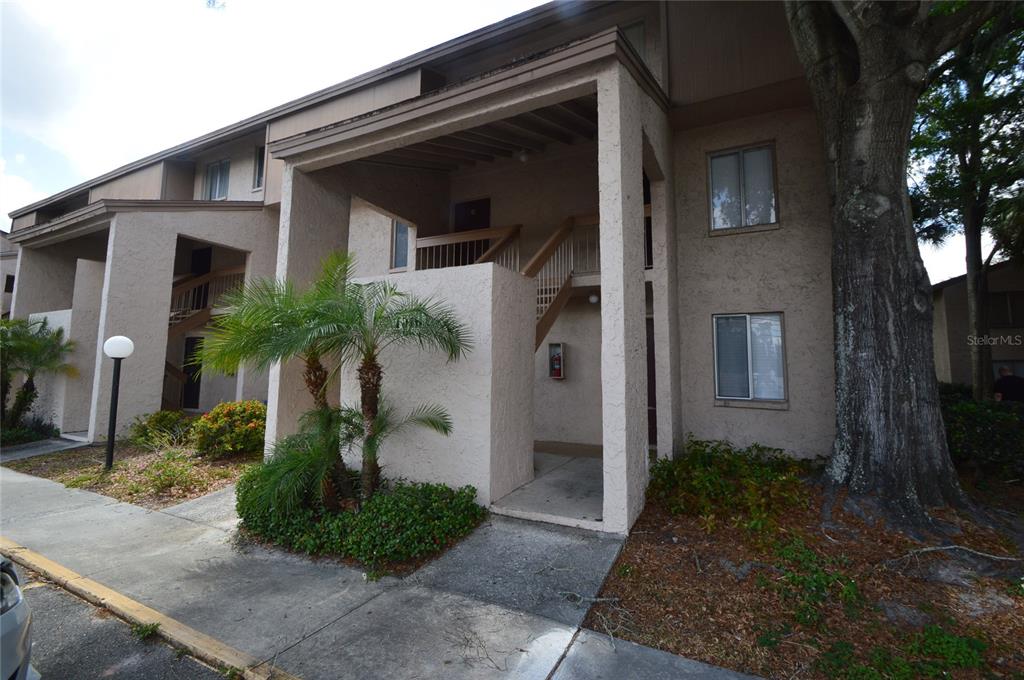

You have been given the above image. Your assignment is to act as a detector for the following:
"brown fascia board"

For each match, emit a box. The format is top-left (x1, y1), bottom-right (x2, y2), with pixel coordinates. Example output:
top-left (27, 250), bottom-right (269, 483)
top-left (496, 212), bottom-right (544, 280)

top-left (9, 0), bottom-right (608, 220)
top-left (269, 28), bottom-right (668, 161)
top-left (7, 199), bottom-right (263, 245)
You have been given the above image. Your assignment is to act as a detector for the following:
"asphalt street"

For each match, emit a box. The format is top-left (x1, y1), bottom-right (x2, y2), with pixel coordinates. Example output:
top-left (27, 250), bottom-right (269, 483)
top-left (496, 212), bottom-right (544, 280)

top-left (20, 571), bottom-right (223, 680)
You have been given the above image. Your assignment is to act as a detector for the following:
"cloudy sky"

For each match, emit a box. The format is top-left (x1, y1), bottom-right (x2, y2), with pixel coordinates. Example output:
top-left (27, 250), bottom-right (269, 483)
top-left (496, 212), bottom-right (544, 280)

top-left (1, 0), bottom-right (971, 283)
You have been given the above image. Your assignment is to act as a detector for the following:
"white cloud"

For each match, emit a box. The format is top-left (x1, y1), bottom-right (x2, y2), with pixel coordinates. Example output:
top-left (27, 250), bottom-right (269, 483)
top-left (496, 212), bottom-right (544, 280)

top-left (3, 0), bottom-right (547, 181)
top-left (0, 159), bottom-right (46, 231)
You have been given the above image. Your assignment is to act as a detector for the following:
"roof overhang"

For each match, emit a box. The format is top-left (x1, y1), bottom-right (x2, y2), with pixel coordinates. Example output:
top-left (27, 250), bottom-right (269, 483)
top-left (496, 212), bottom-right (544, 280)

top-left (8, 200), bottom-right (264, 248)
top-left (269, 28), bottom-right (668, 165)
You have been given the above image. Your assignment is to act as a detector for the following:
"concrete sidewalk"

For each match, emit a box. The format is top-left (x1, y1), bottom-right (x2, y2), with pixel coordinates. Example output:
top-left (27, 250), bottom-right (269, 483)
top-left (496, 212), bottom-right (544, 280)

top-left (0, 437), bottom-right (88, 462)
top-left (0, 468), bottom-right (756, 679)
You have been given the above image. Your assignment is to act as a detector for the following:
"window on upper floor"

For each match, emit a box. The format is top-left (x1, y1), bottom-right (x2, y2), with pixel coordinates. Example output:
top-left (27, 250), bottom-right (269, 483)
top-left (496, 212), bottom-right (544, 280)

top-left (4, 275), bottom-right (14, 293)
top-left (205, 160), bottom-right (230, 200)
top-left (709, 144), bottom-right (777, 231)
top-left (391, 221), bottom-right (410, 270)
top-left (714, 313), bottom-right (786, 401)
top-left (989, 291), bottom-right (1024, 327)
top-left (252, 146), bottom-right (266, 190)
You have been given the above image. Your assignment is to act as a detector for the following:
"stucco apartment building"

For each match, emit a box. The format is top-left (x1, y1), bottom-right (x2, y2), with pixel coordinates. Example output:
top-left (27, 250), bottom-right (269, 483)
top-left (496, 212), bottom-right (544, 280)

top-left (0, 234), bottom-right (17, 318)
top-left (933, 261), bottom-right (1024, 385)
top-left (7, 1), bottom-right (834, 534)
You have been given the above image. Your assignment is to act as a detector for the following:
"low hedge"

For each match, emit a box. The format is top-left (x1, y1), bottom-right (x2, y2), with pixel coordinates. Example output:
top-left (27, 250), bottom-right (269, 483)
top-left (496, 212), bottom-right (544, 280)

top-left (128, 410), bottom-right (194, 449)
top-left (236, 466), bottom-right (486, 568)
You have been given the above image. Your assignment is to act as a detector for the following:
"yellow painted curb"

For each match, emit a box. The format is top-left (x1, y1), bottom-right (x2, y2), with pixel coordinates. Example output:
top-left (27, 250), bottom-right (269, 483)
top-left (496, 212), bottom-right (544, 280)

top-left (0, 536), bottom-right (300, 680)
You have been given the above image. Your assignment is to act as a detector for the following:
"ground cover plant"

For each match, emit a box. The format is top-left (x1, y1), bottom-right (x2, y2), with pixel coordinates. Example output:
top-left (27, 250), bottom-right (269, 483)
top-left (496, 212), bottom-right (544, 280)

top-left (585, 438), bottom-right (1024, 679)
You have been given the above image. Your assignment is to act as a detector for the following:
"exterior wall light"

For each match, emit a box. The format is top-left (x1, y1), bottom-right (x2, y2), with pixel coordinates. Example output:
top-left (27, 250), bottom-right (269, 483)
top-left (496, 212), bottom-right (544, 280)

top-left (102, 335), bottom-right (134, 470)
top-left (517, 149), bottom-right (529, 163)
top-left (588, 293), bottom-right (600, 304)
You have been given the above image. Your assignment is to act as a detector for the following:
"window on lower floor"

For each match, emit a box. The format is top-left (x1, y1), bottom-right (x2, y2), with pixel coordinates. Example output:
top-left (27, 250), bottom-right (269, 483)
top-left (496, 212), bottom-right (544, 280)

top-left (391, 221), bottom-right (410, 270)
top-left (709, 144), bottom-right (777, 230)
top-left (714, 313), bottom-right (786, 400)
top-left (205, 159), bottom-right (230, 200)
top-left (4, 275), bottom-right (13, 293)
top-left (989, 291), bottom-right (1024, 327)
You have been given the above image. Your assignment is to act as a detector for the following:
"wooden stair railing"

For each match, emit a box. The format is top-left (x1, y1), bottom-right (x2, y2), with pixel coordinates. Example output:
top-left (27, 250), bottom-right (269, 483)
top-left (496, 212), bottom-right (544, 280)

top-left (168, 307), bottom-right (211, 338)
top-left (168, 266), bottom-right (245, 328)
top-left (521, 218), bottom-right (576, 350)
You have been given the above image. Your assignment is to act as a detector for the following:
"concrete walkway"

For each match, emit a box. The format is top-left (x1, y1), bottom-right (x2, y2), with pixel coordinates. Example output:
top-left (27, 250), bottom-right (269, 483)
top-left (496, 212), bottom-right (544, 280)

top-left (0, 469), bottom-right (756, 679)
top-left (0, 437), bottom-right (88, 462)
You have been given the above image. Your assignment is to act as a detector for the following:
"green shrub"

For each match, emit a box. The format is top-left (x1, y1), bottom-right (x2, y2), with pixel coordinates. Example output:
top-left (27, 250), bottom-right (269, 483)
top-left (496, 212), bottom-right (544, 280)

top-left (128, 410), bottom-right (194, 449)
top-left (236, 467), bottom-right (485, 568)
top-left (344, 483), bottom-right (486, 566)
top-left (0, 416), bottom-right (59, 447)
top-left (942, 399), bottom-right (1024, 476)
top-left (937, 381), bottom-right (972, 409)
top-left (648, 438), bottom-right (810, 533)
top-left (192, 400), bottom-right (266, 458)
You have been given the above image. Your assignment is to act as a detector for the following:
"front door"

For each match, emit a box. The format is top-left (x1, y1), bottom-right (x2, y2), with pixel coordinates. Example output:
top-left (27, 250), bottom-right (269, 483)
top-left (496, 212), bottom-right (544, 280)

top-left (182, 337), bottom-right (202, 409)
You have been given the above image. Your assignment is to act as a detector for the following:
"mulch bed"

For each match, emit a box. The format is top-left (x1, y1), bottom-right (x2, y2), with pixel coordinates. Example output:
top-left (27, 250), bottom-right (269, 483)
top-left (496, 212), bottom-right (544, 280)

top-left (3, 445), bottom-right (259, 510)
top-left (584, 479), bottom-right (1024, 679)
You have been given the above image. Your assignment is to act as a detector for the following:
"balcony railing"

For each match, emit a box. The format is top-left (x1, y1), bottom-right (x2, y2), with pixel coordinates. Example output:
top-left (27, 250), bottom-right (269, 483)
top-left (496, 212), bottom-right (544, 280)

top-left (415, 225), bottom-right (521, 272)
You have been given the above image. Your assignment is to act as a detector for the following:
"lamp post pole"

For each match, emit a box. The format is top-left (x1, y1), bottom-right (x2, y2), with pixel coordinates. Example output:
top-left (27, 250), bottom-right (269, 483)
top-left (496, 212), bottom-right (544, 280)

top-left (102, 335), bottom-right (134, 471)
top-left (104, 357), bottom-right (122, 471)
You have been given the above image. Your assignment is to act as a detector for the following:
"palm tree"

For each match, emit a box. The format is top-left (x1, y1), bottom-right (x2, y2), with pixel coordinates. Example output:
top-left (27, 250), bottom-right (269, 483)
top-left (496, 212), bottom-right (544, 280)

top-left (200, 251), bottom-right (471, 502)
top-left (1, 319), bottom-right (77, 427)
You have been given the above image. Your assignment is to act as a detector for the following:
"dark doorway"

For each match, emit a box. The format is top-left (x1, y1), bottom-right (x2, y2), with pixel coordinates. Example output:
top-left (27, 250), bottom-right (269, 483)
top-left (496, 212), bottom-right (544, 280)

top-left (190, 246), bottom-right (212, 309)
top-left (646, 316), bottom-right (657, 446)
top-left (183, 337), bottom-right (203, 409)
top-left (452, 198), bottom-right (490, 232)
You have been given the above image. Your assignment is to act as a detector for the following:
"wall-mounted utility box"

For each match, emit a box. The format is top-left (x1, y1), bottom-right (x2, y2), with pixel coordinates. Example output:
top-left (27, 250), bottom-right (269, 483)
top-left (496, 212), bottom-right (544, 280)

top-left (548, 343), bottom-right (565, 380)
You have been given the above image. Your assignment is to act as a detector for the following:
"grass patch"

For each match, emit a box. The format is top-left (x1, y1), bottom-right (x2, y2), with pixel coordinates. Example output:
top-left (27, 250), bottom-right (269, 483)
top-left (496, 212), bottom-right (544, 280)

top-left (3, 444), bottom-right (258, 509)
top-left (130, 621), bottom-right (160, 641)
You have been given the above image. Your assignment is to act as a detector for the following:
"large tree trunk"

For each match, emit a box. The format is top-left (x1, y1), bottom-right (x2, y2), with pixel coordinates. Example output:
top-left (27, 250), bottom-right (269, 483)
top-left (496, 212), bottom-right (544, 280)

top-left (784, 1), bottom-right (995, 527)
top-left (358, 355), bottom-right (383, 500)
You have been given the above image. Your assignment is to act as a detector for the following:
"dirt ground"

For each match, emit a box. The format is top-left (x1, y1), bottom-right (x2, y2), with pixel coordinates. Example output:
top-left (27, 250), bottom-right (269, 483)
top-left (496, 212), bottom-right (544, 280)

top-left (585, 478), bottom-right (1024, 679)
top-left (4, 445), bottom-right (258, 509)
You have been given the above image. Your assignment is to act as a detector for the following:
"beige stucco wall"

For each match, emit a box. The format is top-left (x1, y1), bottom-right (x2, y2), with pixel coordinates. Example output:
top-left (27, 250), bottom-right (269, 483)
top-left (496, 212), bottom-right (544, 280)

top-left (89, 163), bottom-right (164, 202)
top-left (675, 106), bottom-right (835, 459)
top-left (191, 132), bottom-right (266, 202)
top-left (347, 198), bottom-right (416, 278)
top-left (534, 296), bottom-right (603, 446)
top-left (339, 264), bottom-right (534, 506)
top-left (89, 208), bottom-right (278, 439)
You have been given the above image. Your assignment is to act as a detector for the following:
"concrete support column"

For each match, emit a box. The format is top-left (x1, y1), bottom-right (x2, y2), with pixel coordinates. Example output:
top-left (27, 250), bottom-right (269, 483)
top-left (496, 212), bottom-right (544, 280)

top-left (62, 259), bottom-right (105, 434)
top-left (10, 245), bottom-right (78, 319)
top-left (89, 215), bottom-right (176, 440)
top-left (647, 156), bottom-right (679, 458)
top-left (264, 165), bottom-right (351, 449)
top-left (597, 63), bottom-right (649, 533)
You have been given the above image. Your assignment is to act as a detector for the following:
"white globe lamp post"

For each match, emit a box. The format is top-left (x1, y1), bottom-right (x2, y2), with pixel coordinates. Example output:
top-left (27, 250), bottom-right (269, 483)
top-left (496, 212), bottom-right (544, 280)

top-left (102, 336), bottom-right (134, 470)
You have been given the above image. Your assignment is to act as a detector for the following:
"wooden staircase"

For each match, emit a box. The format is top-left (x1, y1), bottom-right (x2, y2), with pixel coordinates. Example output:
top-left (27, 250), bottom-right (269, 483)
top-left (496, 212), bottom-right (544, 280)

top-left (167, 266), bottom-right (245, 336)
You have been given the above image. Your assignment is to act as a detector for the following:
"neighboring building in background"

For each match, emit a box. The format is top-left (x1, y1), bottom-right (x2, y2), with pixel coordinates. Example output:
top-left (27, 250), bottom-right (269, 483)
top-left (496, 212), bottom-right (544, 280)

top-left (7, 1), bottom-right (834, 534)
top-left (0, 234), bottom-right (17, 318)
top-left (933, 261), bottom-right (1024, 385)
